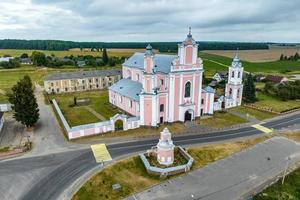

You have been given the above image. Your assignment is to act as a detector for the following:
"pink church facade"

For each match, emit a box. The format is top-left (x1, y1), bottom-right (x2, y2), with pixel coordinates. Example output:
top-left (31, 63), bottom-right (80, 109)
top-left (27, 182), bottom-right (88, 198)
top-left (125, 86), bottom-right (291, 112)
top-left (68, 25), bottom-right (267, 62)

top-left (109, 30), bottom-right (241, 127)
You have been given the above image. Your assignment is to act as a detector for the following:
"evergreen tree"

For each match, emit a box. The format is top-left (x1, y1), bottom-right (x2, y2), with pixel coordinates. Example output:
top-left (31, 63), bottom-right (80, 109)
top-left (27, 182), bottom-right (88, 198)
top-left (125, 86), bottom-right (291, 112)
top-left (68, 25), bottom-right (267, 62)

top-left (8, 75), bottom-right (39, 128)
top-left (280, 54), bottom-right (284, 61)
top-left (102, 48), bottom-right (109, 65)
top-left (243, 73), bottom-right (256, 103)
top-left (294, 52), bottom-right (300, 61)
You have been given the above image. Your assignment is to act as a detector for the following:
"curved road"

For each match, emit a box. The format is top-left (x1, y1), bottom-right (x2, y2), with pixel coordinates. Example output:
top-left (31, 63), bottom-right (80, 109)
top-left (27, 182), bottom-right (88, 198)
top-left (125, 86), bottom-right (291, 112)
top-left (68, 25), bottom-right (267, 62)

top-left (0, 112), bottom-right (299, 200)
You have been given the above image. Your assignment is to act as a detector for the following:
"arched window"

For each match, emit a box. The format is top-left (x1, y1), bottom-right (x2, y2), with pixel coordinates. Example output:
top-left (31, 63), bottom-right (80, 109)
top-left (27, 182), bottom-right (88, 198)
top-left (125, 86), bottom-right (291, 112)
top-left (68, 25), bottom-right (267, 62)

top-left (231, 71), bottom-right (235, 78)
top-left (184, 82), bottom-right (191, 98)
top-left (229, 88), bottom-right (232, 96)
top-left (238, 71), bottom-right (241, 78)
top-left (237, 89), bottom-right (240, 97)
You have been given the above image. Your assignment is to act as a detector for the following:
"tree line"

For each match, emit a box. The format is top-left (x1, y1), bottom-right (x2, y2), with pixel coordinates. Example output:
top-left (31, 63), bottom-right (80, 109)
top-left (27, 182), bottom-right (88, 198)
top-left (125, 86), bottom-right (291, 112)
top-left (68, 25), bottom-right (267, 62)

top-left (279, 52), bottom-right (300, 61)
top-left (0, 39), bottom-right (269, 52)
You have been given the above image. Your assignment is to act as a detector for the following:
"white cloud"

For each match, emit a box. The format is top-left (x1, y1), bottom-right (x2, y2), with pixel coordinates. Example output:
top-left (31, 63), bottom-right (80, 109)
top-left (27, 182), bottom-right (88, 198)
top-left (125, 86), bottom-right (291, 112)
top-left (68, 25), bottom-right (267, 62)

top-left (0, 0), bottom-right (299, 42)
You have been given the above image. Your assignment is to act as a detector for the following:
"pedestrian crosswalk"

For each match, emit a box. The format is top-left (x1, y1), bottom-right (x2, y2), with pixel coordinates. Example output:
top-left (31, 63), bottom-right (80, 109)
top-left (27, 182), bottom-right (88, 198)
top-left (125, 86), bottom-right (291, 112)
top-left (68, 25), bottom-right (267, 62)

top-left (252, 124), bottom-right (273, 133)
top-left (91, 144), bottom-right (112, 163)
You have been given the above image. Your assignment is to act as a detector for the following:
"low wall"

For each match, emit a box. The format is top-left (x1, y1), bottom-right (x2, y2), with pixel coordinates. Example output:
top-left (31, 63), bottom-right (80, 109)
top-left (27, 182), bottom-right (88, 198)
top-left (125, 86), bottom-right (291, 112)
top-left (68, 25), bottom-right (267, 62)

top-left (140, 146), bottom-right (194, 178)
top-left (52, 99), bottom-right (140, 140)
top-left (0, 116), bottom-right (4, 133)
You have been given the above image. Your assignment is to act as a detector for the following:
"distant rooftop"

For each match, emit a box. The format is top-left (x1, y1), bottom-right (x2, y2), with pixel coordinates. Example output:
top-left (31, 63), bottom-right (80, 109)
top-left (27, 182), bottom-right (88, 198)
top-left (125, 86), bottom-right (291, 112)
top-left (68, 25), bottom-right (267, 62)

top-left (123, 52), bottom-right (177, 74)
top-left (109, 78), bottom-right (142, 101)
top-left (44, 69), bottom-right (121, 81)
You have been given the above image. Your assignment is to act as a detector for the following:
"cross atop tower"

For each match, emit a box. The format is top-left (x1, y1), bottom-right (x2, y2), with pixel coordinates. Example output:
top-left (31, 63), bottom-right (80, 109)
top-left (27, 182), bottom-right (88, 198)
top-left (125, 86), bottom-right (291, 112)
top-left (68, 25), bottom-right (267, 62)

top-left (188, 27), bottom-right (192, 37)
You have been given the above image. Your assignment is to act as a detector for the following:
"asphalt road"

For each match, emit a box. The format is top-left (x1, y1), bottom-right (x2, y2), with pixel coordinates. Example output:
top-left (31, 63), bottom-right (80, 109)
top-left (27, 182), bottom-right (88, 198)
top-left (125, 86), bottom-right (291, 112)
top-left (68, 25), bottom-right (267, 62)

top-left (0, 112), bottom-right (299, 200)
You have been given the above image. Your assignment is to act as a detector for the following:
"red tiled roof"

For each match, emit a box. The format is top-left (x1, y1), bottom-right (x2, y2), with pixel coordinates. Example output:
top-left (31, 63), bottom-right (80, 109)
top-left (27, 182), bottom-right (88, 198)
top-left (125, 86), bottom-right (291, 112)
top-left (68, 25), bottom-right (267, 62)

top-left (266, 75), bottom-right (285, 83)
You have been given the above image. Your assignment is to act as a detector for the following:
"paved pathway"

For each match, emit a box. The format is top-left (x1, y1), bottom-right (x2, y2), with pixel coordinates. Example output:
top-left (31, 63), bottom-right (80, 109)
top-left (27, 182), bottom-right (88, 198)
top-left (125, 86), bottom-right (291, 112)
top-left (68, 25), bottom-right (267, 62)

top-left (84, 106), bottom-right (106, 121)
top-left (126, 137), bottom-right (300, 200)
top-left (28, 84), bottom-right (84, 156)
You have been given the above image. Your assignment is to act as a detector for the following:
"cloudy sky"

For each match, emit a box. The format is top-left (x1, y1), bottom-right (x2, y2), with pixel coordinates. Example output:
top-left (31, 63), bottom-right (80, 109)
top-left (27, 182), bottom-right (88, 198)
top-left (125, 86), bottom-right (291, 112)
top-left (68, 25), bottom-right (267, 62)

top-left (0, 0), bottom-right (299, 42)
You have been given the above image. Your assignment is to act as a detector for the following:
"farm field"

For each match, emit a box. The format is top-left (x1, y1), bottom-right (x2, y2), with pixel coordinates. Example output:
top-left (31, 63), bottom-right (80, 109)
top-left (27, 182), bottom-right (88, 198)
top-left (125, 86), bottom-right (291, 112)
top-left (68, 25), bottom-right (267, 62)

top-left (199, 52), bottom-right (300, 74)
top-left (49, 90), bottom-right (120, 127)
top-left (203, 48), bottom-right (300, 62)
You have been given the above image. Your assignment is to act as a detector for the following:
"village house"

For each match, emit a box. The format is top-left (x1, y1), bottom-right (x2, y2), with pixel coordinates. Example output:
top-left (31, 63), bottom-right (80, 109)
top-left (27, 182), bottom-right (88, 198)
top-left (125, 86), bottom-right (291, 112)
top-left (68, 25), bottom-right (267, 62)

top-left (0, 57), bottom-right (13, 62)
top-left (265, 75), bottom-right (289, 84)
top-left (212, 71), bottom-right (228, 82)
top-left (44, 69), bottom-right (121, 94)
top-left (19, 58), bottom-right (32, 65)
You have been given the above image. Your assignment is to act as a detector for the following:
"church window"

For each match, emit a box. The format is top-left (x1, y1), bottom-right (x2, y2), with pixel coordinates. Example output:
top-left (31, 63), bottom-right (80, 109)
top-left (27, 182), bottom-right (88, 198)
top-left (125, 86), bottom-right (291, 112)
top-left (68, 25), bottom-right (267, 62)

top-left (231, 71), bottom-right (235, 78)
top-left (229, 88), bottom-right (232, 96)
top-left (160, 104), bottom-right (164, 112)
top-left (160, 79), bottom-right (164, 85)
top-left (184, 81), bottom-right (191, 98)
top-left (238, 71), bottom-right (241, 78)
top-left (201, 98), bottom-right (204, 105)
top-left (237, 89), bottom-right (240, 97)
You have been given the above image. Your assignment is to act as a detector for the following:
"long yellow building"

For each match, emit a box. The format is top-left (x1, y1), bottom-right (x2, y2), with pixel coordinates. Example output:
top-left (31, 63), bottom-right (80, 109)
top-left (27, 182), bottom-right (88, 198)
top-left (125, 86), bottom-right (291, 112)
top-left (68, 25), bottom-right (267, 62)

top-left (44, 69), bottom-right (121, 94)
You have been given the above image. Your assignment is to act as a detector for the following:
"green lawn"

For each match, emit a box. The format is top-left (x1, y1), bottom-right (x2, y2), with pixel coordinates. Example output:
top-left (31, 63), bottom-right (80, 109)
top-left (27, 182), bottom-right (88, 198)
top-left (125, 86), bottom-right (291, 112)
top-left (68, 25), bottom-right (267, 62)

top-left (253, 92), bottom-right (300, 113)
top-left (231, 106), bottom-right (277, 121)
top-left (199, 52), bottom-right (300, 74)
top-left (254, 167), bottom-right (300, 200)
top-left (199, 111), bottom-right (248, 128)
top-left (72, 137), bottom-right (268, 200)
top-left (49, 90), bottom-right (120, 127)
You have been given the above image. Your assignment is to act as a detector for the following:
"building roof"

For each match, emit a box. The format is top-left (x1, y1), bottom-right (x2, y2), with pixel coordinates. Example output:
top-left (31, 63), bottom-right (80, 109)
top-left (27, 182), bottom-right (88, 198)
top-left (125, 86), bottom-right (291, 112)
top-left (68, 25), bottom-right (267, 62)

top-left (44, 69), bottom-right (121, 81)
top-left (123, 52), bottom-right (177, 74)
top-left (202, 86), bottom-right (215, 93)
top-left (109, 78), bottom-right (142, 101)
top-left (265, 75), bottom-right (287, 83)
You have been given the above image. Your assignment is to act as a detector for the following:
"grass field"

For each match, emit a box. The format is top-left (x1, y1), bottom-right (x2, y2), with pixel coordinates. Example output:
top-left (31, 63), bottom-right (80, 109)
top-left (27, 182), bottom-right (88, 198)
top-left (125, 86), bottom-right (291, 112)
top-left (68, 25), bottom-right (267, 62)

top-left (199, 52), bottom-right (300, 74)
top-left (0, 65), bottom-right (120, 103)
top-left (230, 106), bottom-right (277, 121)
top-left (49, 90), bottom-right (120, 127)
top-left (254, 167), bottom-right (300, 200)
top-left (203, 49), bottom-right (300, 62)
top-left (253, 92), bottom-right (300, 113)
top-left (0, 48), bottom-right (139, 58)
top-left (72, 136), bottom-right (268, 200)
top-left (199, 111), bottom-right (248, 128)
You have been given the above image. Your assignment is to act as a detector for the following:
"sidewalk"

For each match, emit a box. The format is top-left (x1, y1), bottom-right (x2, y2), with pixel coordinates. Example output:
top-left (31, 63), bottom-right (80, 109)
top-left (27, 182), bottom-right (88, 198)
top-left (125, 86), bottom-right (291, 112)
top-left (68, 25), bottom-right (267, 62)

top-left (126, 137), bottom-right (300, 200)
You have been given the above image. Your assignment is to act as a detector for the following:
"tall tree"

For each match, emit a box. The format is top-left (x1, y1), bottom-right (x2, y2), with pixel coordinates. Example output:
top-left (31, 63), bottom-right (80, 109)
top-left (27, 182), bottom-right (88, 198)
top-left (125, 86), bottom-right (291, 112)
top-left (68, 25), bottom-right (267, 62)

top-left (243, 73), bottom-right (256, 103)
top-left (20, 53), bottom-right (29, 58)
top-left (102, 48), bottom-right (109, 65)
top-left (31, 51), bottom-right (47, 66)
top-left (8, 75), bottom-right (39, 128)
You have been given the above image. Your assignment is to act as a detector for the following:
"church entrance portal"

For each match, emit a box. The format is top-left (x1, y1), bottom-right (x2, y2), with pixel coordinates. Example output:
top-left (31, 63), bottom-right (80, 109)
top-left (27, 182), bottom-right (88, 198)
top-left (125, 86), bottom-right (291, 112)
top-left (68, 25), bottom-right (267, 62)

top-left (184, 110), bottom-right (192, 122)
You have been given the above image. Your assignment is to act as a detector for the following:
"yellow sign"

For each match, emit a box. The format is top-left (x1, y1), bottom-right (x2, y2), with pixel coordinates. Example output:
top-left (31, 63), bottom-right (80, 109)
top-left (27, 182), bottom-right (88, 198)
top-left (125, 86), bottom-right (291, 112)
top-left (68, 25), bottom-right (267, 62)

top-left (252, 124), bottom-right (273, 133)
top-left (91, 144), bottom-right (112, 163)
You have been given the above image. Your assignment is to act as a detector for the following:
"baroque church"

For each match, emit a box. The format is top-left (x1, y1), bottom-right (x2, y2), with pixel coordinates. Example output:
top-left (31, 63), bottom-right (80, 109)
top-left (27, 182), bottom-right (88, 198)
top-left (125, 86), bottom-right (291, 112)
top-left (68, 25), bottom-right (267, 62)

top-left (109, 29), bottom-right (244, 127)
